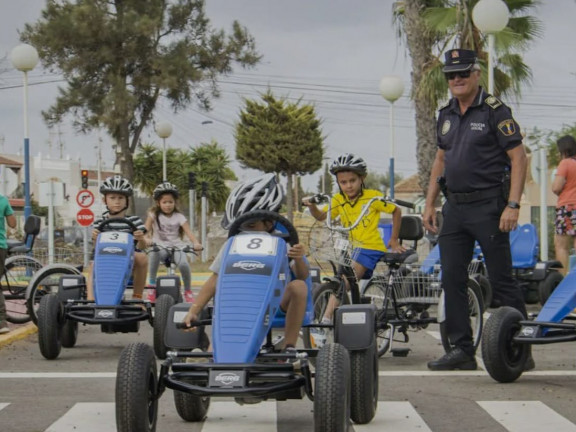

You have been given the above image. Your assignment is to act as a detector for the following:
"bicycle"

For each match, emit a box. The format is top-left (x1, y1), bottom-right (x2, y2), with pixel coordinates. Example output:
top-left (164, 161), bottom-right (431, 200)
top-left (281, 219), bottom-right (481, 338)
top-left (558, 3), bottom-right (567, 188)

top-left (302, 193), bottom-right (484, 358)
top-left (148, 243), bottom-right (201, 359)
top-left (1, 215), bottom-right (44, 324)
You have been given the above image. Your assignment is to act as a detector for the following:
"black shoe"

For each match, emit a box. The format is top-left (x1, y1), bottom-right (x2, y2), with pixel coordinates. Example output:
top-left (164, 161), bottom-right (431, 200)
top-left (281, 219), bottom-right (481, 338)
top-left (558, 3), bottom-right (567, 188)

top-left (524, 355), bottom-right (535, 371)
top-left (427, 348), bottom-right (477, 371)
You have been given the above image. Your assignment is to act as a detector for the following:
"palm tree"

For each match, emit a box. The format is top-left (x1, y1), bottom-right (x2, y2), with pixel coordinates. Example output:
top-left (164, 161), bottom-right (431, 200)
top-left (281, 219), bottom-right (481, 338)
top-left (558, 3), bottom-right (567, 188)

top-left (393, 0), bottom-right (542, 193)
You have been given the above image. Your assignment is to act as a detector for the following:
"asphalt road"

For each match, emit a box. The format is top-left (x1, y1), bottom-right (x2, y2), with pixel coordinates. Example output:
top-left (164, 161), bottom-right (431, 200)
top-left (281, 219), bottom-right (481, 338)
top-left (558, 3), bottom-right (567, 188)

top-left (1, 310), bottom-right (576, 432)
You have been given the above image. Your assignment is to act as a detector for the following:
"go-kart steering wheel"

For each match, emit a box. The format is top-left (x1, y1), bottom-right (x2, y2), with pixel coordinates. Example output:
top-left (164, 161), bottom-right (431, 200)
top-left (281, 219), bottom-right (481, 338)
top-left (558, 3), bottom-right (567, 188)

top-left (96, 217), bottom-right (142, 233)
top-left (228, 210), bottom-right (299, 246)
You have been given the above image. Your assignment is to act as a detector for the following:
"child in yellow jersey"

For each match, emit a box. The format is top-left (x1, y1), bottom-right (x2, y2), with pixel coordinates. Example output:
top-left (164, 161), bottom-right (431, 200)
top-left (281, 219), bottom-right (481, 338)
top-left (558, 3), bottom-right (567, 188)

top-left (303, 153), bottom-right (405, 329)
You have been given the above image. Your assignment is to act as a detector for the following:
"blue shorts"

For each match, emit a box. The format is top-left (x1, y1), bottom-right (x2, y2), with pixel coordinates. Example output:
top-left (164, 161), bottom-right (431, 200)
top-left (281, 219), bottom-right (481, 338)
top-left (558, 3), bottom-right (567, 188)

top-left (351, 248), bottom-right (385, 279)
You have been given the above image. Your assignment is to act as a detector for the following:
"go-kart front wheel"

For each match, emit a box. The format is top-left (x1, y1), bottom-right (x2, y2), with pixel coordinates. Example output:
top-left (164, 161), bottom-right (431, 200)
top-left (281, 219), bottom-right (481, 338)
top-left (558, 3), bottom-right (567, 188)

top-left (350, 341), bottom-right (378, 424)
top-left (115, 343), bottom-right (158, 432)
top-left (314, 343), bottom-right (351, 432)
top-left (538, 270), bottom-right (563, 305)
top-left (61, 320), bottom-right (78, 348)
top-left (174, 390), bottom-right (210, 422)
top-left (153, 294), bottom-right (175, 359)
top-left (37, 294), bottom-right (62, 360)
top-left (481, 306), bottom-right (528, 383)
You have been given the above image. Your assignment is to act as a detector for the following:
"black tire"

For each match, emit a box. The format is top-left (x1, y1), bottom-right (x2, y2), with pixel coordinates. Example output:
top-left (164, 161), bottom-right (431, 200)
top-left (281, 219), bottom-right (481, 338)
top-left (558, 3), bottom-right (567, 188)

top-left (61, 320), bottom-right (78, 348)
top-left (538, 271), bottom-right (564, 305)
top-left (361, 280), bottom-right (392, 357)
top-left (37, 294), bottom-right (62, 360)
top-left (314, 343), bottom-right (351, 432)
top-left (115, 343), bottom-right (158, 432)
top-left (350, 342), bottom-right (378, 424)
top-left (440, 278), bottom-right (484, 354)
top-left (481, 306), bottom-right (528, 383)
top-left (302, 281), bottom-right (344, 352)
top-left (153, 294), bottom-right (175, 359)
top-left (472, 273), bottom-right (492, 311)
top-left (26, 265), bottom-right (81, 326)
top-left (3, 256), bottom-right (43, 324)
top-left (174, 390), bottom-right (210, 422)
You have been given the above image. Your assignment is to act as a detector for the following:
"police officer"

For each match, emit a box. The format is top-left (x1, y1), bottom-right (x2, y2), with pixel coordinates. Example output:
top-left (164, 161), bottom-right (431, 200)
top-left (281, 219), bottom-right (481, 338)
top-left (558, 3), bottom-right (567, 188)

top-left (423, 49), bottom-right (531, 371)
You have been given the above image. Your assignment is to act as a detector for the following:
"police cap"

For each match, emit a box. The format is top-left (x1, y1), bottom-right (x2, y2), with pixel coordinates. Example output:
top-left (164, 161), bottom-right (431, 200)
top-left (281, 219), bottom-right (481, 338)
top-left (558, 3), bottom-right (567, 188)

top-left (442, 49), bottom-right (477, 73)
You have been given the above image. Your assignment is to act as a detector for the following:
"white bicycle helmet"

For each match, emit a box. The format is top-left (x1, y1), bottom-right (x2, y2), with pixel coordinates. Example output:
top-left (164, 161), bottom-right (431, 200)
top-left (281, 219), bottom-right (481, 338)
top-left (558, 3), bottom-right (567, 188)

top-left (329, 153), bottom-right (368, 176)
top-left (221, 174), bottom-right (284, 229)
top-left (100, 175), bottom-right (133, 196)
top-left (153, 182), bottom-right (179, 200)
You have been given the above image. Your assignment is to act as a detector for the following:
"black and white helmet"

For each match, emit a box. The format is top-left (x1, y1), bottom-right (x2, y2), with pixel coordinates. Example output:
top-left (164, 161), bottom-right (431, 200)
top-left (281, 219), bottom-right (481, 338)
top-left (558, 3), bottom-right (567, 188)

top-left (221, 174), bottom-right (284, 229)
top-left (329, 153), bottom-right (367, 176)
top-left (99, 175), bottom-right (133, 196)
top-left (153, 182), bottom-right (179, 200)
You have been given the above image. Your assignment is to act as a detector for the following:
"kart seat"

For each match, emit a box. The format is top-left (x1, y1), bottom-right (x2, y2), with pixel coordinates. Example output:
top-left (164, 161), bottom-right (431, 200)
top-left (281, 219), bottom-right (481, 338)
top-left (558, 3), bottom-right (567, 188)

top-left (510, 224), bottom-right (538, 269)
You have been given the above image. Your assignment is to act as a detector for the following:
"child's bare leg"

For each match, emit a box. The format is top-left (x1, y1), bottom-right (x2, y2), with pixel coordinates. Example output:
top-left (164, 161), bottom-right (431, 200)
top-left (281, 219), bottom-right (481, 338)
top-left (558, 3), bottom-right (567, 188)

top-left (86, 262), bottom-right (94, 301)
top-left (132, 252), bottom-right (148, 299)
top-left (322, 261), bottom-right (367, 321)
top-left (281, 280), bottom-right (308, 348)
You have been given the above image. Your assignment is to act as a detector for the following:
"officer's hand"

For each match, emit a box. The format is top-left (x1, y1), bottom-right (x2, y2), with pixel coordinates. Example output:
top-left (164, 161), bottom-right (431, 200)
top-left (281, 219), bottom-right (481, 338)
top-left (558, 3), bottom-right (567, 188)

top-left (500, 207), bottom-right (519, 232)
top-left (422, 207), bottom-right (437, 234)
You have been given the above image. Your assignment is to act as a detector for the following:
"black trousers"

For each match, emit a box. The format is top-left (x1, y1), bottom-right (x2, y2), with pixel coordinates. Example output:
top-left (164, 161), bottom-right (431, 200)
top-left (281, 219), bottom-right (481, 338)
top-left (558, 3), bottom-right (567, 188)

top-left (439, 196), bottom-right (526, 356)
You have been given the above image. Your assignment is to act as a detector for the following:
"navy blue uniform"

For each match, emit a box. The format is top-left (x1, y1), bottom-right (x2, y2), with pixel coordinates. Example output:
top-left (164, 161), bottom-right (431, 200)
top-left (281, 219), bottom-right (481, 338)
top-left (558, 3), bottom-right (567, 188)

top-left (437, 88), bottom-right (526, 356)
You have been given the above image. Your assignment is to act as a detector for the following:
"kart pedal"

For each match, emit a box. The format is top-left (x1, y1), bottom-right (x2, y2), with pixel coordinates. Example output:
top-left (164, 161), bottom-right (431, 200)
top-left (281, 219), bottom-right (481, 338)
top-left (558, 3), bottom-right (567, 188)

top-left (391, 348), bottom-right (411, 357)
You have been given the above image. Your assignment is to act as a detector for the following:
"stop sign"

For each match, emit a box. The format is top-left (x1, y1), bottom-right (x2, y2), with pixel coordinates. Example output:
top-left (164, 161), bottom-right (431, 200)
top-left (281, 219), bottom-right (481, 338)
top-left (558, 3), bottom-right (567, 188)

top-left (77, 208), bottom-right (95, 227)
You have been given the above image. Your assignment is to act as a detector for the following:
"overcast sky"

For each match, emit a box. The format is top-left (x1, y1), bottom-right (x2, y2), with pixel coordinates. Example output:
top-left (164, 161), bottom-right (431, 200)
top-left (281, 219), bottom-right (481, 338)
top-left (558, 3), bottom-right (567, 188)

top-left (1, 0), bottom-right (576, 191)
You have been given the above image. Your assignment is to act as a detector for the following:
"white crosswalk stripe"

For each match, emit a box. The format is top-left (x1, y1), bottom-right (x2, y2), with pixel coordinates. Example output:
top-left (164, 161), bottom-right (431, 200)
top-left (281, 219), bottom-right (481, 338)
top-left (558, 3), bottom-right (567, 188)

top-left (478, 401), bottom-right (576, 432)
top-left (0, 403), bottom-right (9, 411)
top-left (10, 399), bottom-right (573, 432)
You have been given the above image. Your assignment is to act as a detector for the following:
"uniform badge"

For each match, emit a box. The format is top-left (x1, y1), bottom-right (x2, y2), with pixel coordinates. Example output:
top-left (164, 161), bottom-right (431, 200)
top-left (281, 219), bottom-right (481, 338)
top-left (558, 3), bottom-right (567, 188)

top-left (498, 119), bottom-right (516, 136)
top-left (441, 120), bottom-right (451, 135)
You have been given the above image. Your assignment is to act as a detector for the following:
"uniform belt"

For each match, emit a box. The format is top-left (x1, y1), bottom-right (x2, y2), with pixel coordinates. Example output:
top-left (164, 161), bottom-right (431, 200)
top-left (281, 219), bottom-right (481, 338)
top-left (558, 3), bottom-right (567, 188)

top-left (446, 186), bottom-right (502, 204)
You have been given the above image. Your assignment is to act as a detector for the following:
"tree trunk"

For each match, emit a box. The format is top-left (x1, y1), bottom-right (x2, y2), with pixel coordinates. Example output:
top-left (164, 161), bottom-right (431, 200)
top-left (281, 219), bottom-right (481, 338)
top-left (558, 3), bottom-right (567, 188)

top-left (286, 173), bottom-right (293, 222)
top-left (403, 0), bottom-right (439, 195)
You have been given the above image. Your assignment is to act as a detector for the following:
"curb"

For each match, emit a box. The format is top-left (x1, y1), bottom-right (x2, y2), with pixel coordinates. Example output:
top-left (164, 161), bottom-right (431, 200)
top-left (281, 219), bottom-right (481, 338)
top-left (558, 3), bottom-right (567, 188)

top-left (0, 323), bottom-right (37, 349)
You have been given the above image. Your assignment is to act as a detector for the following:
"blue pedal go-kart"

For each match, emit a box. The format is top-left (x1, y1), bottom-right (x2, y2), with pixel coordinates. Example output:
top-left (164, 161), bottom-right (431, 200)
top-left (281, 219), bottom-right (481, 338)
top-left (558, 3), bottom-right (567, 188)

top-left (36, 218), bottom-right (180, 360)
top-left (115, 210), bottom-right (379, 432)
top-left (482, 267), bottom-right (576, 383)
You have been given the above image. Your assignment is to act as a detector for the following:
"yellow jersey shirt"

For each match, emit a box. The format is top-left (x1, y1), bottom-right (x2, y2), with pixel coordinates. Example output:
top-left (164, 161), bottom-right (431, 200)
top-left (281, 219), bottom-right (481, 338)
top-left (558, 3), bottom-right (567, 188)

top-left (327, 189), bottom-right (396, 252)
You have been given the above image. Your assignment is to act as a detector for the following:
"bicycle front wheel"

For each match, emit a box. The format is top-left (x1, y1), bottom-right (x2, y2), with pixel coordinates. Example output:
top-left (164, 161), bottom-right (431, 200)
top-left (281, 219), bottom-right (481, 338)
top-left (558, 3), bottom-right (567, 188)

top-left (26, 264), bottom-right (82, 326)
top-left (361, 280), bottom-right (393, 357)
top-left (3, 256), bottom-right (43, 324)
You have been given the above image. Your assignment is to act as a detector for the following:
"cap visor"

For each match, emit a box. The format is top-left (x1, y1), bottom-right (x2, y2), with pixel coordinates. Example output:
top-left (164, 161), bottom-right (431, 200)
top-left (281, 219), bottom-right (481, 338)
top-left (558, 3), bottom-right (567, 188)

top-left (442, 63), bottom-right (474, 73)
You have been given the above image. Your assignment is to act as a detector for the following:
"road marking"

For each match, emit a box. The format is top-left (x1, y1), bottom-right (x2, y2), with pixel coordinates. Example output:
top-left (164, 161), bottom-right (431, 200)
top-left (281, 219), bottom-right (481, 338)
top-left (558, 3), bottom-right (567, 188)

top-left (426, 330), bottom-right (440, 340)
top-left (202, 401), bottom-right (277, 432)
top-left (355, 401), bottom-right (432, 431)
top-left (478, 401), bottom-right (576, 432)
top-left (0, 403), bottom-right (9, 411)
top-left (0, 372), bottom-right (116, 378)
top-left (45, 403), bottom-right (114, 432)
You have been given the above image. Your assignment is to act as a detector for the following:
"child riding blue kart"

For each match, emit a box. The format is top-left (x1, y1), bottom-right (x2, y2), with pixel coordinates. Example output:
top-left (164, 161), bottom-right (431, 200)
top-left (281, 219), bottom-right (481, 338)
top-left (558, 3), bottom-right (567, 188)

top-left (115, 175), bottom-right (380, 432)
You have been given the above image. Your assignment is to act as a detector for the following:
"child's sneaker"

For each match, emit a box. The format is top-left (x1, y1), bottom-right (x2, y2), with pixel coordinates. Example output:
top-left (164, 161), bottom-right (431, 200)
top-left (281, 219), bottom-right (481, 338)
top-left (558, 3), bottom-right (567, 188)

top-left (184, 290), bottom-right (195, 303)
top-left (0, 326), bottom-right (10, 335)
top-left (146, 289), bottom-right (156, 303)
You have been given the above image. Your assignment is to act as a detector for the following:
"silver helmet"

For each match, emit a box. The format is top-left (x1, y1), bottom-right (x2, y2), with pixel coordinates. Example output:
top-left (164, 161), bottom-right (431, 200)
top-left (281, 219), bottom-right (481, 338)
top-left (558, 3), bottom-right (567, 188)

top-left (222, 174), bottom-right (284, 229)
top-left (329, 153), bottom-right (367, 176)
top-left (153, 182), bottom-right (179, 200)
top-left (99, 175), bottom-right (133, 196)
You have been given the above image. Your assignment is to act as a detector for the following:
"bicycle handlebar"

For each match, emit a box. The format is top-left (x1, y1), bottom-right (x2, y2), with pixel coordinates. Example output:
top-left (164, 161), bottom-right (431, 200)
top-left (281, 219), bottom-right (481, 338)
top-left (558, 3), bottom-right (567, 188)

top-left (149, 243), bottom-right (202, 255)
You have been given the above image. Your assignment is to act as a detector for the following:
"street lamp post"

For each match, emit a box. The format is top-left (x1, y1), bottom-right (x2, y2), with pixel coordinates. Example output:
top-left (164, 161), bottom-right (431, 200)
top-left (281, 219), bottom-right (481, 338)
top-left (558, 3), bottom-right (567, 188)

top-left (155, 121), bottom-right (173, 182)
top-left (379, 75), bottom-right (404, 199)
top-left (10, 44), bottom-right (39, 221)
top-left (472, 0), bottom-right (510, 94)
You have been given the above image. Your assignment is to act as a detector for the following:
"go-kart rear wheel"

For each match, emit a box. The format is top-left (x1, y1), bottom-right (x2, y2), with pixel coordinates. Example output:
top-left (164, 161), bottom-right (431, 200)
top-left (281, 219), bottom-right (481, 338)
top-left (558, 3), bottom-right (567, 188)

top-left (153, 294), bottom-right (175, 359)
top-left (115, 342), bottom-right (158, 432)
top-left (174, 390), bottom-right (210, 422)
top-left (314, 343), bottom-right (351, 432)
top-left (350, 341), bottom-right (378, 424)
top-left (37, 294), bottom-right (62, 360)
top-left (538, 270), bottom-right (563, 305)
top-left (481, 306), bottom-right (528, 383)
top-left (440, 278), bottom-right (483, 354)
top-left (61, 320), bottom-right (78, 348)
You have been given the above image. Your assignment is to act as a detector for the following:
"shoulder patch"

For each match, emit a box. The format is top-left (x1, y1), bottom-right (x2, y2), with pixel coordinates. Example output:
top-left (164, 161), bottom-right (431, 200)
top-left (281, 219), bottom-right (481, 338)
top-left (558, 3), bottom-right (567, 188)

top-left (498, 119), bottom-right (516, 137)
top-left (485, 96), bottom-right (502, 109)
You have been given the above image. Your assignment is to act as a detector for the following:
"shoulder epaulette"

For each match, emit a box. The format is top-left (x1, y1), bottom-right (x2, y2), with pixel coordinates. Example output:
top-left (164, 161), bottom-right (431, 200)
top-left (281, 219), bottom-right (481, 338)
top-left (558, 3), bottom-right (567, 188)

top-left (438, 99), bottom-right (450, 110)
top-left (485, 96), bottom-right (502, 109)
